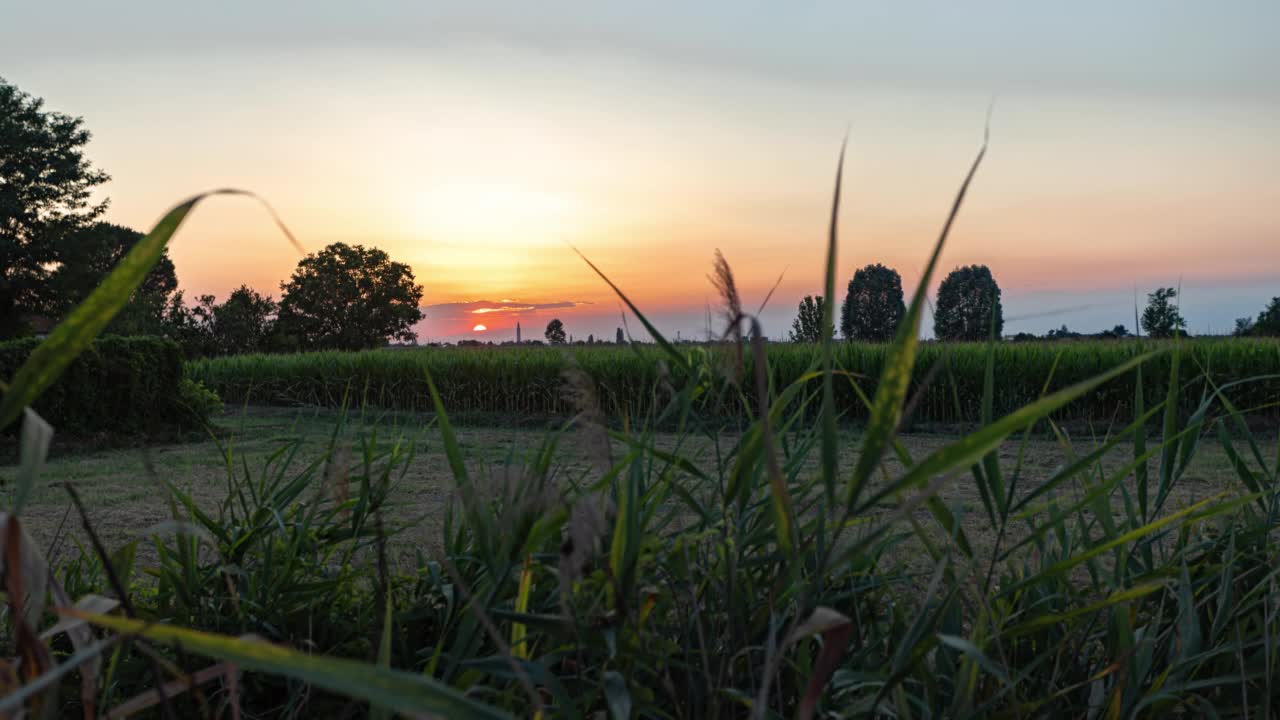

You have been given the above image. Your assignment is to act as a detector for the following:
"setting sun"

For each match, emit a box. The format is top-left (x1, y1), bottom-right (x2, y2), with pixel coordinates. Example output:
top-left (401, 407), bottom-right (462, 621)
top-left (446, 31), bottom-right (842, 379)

top-left (472, 324), bottom-right (487, 332)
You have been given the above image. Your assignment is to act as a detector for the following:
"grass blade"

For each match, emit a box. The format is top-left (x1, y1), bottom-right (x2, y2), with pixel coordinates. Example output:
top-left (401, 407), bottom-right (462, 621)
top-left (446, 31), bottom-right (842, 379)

top-left (846, 122), bottom-right (989, 511)
top-left (69, 611), bottom-right (511, 719)
top-left (819, 137), bottom-right (847, 502)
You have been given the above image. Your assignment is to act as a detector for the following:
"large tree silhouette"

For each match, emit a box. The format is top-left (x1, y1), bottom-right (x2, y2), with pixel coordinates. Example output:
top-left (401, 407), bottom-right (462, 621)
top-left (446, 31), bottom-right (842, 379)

top-left (275, 242), bottom-right (423, 350)
top-left (1140, 288), bottom-right (1186, 339)
top-left (545, 319), bottom-right (567, 345)
top-left (790, 295), bottom-right (825, 343)
top-left (933, 265), bottom-right (1003, 341)
top-left (841, 263), bottom-right (905, 341)
top-left (48, 222), bottom-right (177, 335)
top-left (1, 77), bottom-right (110, 338)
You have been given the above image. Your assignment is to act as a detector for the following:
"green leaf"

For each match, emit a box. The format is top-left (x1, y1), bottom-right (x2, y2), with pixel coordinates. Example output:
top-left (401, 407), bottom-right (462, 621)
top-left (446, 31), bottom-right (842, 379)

top-left (11, 409), bottom-right (52, 515)
top-left (1003, 491), bottom-right (1254, 597)
top-left (70, 611), bottom-right (510, 719)
top-left (1208, 530), bottom-right (1235, 644)
top-left (977, 307), bottom-right (1006, 517)
top-left (936, 634), bottom-right (1011, 687)
top-left (752, 320), bottom-right (797, 554)
top-left (847, 127), bottom-right (989, 511)
top-left (609, 457), bottom-right (642, 602)
top-left (1135, 358), bottom-right (1149, 520)
top-left (1175, 561), bottom-right (1202, 661)
top-left (867, 352), bottom-right (1159, 510)
top-left (1011, 398), bottom-right (1165, 514)
top-left (1002, 582), bottom-right (1165, 638)
top-left (819, 138), bottom-right (846, 502)
top-left (1154, 338), bottom-right (1182, 513)
top-left (423, 368), bottom-right (494, 559)
top-left (572, 247), bottom-right (687, 371)
top-left (371, 590), bottom-right (395, 720)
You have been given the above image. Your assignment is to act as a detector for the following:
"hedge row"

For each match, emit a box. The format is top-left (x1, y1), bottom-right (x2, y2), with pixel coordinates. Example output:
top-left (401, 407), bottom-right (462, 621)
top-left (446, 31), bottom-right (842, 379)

top-left (189, 338), bottom-right (1280, 425)
top-left (1, 335), bottom-right (218, 435)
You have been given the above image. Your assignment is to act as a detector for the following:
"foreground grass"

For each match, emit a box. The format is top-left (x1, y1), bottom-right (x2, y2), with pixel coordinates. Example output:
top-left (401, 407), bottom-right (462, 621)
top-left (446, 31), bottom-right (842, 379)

top-left (5, 406), bottom-right (1266, 566)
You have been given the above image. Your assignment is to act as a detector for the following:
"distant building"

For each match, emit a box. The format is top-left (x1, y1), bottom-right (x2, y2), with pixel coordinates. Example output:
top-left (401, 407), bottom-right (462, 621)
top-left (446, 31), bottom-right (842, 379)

top-left (516, 322), bottom-right (522, 343)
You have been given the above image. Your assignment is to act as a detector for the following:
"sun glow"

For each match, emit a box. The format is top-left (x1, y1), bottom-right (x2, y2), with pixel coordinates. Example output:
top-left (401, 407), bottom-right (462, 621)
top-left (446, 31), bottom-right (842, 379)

top-left (413, 180), bottom-right (583, 245)
top-left (472, 324), bottom-right (488, 332)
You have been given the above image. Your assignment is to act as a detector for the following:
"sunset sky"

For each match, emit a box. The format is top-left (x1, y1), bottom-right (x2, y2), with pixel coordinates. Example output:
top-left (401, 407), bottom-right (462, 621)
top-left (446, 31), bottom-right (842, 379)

top-left (3, 2), bottom-right (1277, 341)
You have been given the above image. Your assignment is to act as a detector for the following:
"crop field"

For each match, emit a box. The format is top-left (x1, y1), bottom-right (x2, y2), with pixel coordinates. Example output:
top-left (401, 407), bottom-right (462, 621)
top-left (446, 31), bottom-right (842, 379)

top-left (191, 337), bottom-right (1280, 424)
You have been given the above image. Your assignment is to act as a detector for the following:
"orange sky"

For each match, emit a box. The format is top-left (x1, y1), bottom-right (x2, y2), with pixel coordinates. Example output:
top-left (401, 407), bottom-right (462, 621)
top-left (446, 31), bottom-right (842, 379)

top-left (4, 3), bottom-right (1277, 339)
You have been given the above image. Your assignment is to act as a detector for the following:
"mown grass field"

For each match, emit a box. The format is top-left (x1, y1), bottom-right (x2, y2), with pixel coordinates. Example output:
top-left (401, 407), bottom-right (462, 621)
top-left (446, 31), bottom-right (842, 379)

top-left (190, 337), bottom-right (1280, 425)
top-left (6, 406), bottom-right (1270, 568)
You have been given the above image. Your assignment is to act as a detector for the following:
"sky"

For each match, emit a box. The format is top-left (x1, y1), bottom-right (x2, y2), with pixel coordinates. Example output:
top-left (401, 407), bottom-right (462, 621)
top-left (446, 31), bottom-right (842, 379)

top-left (3, 1), bottom-right (1278, 341)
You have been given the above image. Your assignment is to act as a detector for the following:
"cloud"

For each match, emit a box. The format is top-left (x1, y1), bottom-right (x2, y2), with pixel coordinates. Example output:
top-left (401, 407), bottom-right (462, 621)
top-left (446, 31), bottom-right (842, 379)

top-left (423, 299), bottom-right (592, 320)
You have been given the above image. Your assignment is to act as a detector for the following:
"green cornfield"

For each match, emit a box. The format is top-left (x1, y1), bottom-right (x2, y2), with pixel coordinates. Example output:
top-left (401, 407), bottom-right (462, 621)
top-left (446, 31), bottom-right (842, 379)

top-left (190, 337), bottom-right (1280, 424)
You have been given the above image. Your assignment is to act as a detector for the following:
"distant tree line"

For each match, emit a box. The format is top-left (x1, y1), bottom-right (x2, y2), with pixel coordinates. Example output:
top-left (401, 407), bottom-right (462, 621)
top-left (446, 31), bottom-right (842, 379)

top-left (1, 76), bottom-right (423, 356)
top-left (1234, 297), bottom-right (1280, 337)
top-left (791, 263), bottom-right (1004, 343)
top-left (790, 267), bottom-right (1275, 343)
top-left (1010, 325), bottom-right (1131, 342)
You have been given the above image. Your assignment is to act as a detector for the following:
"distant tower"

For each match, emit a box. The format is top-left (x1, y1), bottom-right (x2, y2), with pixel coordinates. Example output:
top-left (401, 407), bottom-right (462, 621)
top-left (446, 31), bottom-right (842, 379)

top-left (516, 322), bottom-right (521, 343)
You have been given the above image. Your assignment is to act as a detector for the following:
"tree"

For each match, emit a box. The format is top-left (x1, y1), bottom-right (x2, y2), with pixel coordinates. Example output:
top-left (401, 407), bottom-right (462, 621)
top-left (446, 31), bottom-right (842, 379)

top-left (161, 291), bottom-right (217, 357)
top-left (47, 222), bottom-right (177, 334)
top-left (545, 319), bottom-right (566, 345)
top-left (789, 295), bottom-right (825, 343)
top-left (616, 327), bottom-right (625, 344)
top-left (1140, 288), bottom-right (1186, 339)
top-left (1099, 324), bottom-right (1130, 339)
top-left (212, 285), bottom-right (277, 355)
top-left (1, 77), bottom-right (110, 338)
top-left (841, 263), bottom-right (905, 341)
top-left (1233, 317), bottom-right (1256, 337)
top-left (274, 242), bottom-right (423, 350)
top-left (1045, 324), bottom-right (1080, 340)
top-left (1250, 297), bottom-right (1280, 337)
top-left (933, 265), bottom-right (1003, 341)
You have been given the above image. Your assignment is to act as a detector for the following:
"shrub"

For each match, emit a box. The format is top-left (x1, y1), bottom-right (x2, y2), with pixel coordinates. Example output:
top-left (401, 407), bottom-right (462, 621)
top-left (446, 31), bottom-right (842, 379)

top-left (176, 376), bottom-right (223, 419)
top-left (0, 335), bottom-right (216, 434)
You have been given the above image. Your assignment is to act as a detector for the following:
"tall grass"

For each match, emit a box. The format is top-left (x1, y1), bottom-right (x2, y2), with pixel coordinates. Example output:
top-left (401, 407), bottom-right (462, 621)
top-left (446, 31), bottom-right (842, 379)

top-left (3, 142), bottom-right (1280, 718)
top-left (190, 338), bottom-right (1280, 425)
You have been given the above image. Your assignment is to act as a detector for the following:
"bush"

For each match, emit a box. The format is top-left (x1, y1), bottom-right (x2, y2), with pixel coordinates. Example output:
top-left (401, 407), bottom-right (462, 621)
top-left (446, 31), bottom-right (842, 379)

top-left (176, 376), bottom-right (223, 419)
top-left (0, 335), bottom-right (217, 435)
